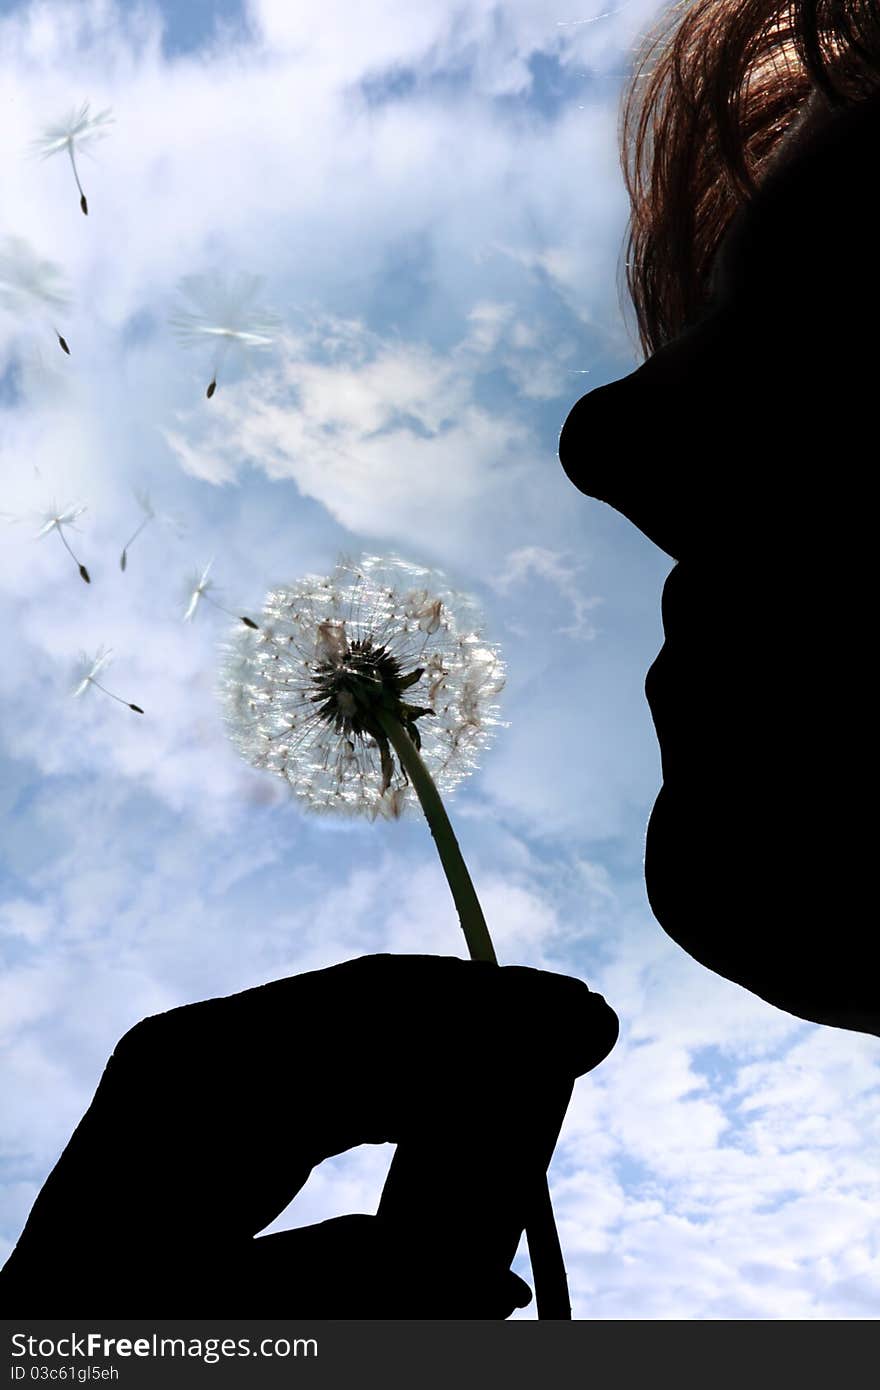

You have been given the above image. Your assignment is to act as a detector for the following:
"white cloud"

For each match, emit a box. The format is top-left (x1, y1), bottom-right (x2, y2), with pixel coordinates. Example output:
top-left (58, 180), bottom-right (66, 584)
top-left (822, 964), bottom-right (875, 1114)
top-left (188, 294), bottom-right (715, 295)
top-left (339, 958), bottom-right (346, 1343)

top-left (1, 0), bottom-right (876, 1323)
top-left (0, 897), bottom-right (54, 944)
top-left (492, 544), bottom-right (601, 640)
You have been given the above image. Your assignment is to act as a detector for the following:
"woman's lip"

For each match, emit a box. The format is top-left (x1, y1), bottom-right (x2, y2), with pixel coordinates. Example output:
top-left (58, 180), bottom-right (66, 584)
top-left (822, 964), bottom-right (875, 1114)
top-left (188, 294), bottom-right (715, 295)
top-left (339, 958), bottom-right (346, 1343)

top-left (659, 560), bottom-right (686, 629)
top-left (644, 646), bottom-right (664, 718)
top-left (644, 563), bottom-right (682, 719)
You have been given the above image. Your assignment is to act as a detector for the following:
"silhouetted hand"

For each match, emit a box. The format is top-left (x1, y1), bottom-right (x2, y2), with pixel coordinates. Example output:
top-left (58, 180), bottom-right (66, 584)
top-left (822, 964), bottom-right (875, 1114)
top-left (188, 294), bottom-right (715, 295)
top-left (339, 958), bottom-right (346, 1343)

top-left (0, 954), bottom-right (618, 1316)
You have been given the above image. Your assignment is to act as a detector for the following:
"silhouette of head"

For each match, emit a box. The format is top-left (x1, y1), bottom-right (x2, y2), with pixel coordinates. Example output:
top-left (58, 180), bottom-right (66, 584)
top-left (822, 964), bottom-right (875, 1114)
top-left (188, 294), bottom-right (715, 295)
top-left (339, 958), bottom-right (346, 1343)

top-left (559, 3), bottom-right (879, 1036)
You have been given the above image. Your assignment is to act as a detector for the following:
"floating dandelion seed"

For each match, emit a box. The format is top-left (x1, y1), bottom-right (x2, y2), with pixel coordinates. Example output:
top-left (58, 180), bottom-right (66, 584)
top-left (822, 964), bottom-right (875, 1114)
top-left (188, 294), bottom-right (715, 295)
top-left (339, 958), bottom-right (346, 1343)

top-left (220, 553), bottom-right (573, 1317)
top-left (183, 560), bottom-right (258, 628)
top-left (31, 101), bottom-right (114, 215)
top-left (120, 488), bottom-right (183, 571)
top-left (71, 647), bottom-right (143, 713)
top-left (0, 236), bottom-right (72, 354)
top-left (170, 271), bottom-right (279, 398)
top-left (36, 502), bottom-right (91, 583)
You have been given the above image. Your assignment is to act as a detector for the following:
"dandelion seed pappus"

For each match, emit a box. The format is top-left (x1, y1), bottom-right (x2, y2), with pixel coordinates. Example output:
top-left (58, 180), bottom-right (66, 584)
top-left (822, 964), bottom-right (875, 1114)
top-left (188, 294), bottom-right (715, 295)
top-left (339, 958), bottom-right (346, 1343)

top-left (170, 271), bottom-right (280, 397)
top-left (31, 101), bottom-right (114, 215)
top-left (71, 647), bottom-right (144, 714)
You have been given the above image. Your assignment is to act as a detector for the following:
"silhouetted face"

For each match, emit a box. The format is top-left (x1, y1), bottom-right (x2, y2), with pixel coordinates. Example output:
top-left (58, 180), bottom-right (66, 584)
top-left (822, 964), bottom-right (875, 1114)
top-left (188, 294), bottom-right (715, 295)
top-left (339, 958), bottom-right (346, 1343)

top-left (558, 90), bottom-right (879, 1036)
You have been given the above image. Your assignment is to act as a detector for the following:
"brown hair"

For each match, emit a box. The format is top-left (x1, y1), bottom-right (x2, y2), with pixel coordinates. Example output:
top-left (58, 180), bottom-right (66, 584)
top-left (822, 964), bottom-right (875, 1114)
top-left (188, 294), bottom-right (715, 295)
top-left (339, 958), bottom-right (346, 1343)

top-left (620, 0), bottom-right (880, 358)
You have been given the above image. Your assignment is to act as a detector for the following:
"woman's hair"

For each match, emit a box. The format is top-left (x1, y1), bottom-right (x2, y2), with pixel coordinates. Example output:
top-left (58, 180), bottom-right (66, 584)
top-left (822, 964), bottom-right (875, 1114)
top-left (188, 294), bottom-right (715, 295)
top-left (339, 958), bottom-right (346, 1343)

top-left (621, 0), bottom-right (880, 357)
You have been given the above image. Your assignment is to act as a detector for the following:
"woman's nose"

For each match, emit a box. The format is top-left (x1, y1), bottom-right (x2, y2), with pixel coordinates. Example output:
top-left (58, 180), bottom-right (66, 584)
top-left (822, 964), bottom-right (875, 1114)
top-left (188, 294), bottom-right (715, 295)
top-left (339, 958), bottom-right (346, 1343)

top-left (558, 375), bottom-right (683, 558)
top-left (557, 301), bottom-right (748, 560)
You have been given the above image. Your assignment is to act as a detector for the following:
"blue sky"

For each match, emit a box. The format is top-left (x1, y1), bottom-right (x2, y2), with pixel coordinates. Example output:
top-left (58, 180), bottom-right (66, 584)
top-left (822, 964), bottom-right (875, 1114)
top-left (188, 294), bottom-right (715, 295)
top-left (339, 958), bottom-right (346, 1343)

top-left (1, 0), bottom-right (878, 1319)
top-left (0, 0), bottom-right (251, 55)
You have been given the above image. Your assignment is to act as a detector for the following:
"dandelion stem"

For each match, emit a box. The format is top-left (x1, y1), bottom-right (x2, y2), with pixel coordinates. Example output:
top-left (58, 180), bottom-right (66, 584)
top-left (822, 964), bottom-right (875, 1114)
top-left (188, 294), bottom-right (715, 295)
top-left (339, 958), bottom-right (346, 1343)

top-left (67, 141), bottom-right (88, 214)
top-left (203, 592), bottom-right (259, 629)
top-left (56, 526), bottom-right (90, 583)
top-left (89, 679), bottom-right (144, 714)
top-left (375, 708), bottom-right (496, 964)
top-left (374, 707), bottom-right (572, 1319)
top-left (122, 516), bottom-right (150, 552)
top-left (207, 336), bottom-right (232, 398)
top-left (120, 517), bottom-right (151, 570)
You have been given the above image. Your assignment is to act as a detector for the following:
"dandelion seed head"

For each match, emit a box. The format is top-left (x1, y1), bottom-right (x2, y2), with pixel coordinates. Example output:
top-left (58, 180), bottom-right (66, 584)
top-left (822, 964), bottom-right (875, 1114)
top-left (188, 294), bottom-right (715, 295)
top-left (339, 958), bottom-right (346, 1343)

top-left (129, 487), bottom-right (184, 538)
top-left (31, 102), bottom-right (114, 160)
top-left (133, 488), bottom-right (156, 521)
top-left (183, 560), bottom-right (215, 621)
top-left (170, 272), bottom-right (280, 352)
top-left (220, 554), bottom-right (507, 821)
top-left (71, 646), bottom-right (112, 698)
top-left (35, 501), bottom-right (86, 538)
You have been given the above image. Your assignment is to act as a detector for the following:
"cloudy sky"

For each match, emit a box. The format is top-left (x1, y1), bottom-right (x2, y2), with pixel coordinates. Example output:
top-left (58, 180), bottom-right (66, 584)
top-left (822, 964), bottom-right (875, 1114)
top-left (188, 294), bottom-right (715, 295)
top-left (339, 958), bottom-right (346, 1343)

top-left (1, 0), bottom-right (877, 1320)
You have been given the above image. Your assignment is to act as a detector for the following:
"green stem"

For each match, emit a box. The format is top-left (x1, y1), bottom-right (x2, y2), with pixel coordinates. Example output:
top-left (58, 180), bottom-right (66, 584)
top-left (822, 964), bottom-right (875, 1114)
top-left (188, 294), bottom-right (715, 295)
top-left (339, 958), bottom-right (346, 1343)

top-left (375, 709), bottom-right (497, 966)
top-left (374, 708), bottom-right (572, 1320)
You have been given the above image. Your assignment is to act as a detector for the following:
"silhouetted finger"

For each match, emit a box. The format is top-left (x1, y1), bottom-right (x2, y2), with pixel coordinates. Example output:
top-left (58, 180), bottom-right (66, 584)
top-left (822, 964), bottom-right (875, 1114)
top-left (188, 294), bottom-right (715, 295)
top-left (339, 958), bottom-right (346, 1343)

top-left (233, 1217), bottom-right (534, 1317)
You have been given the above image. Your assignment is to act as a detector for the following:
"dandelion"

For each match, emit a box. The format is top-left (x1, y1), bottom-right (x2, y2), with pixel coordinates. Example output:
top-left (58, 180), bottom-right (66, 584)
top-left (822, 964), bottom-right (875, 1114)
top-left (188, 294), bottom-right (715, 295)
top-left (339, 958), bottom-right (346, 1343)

top-left (71, 647), bottom-right (143, 713)
top-left (170, 271), bottom-right (279, 398)
top-left (0, 236), bottom-right (72, 354)
top-left (183, 560), bottom-right (258, 629)
top-left (36, 502), bottom-right (91, 583)
top-left (120, 488), bottom-right (183, 571)
top-left (220, 553), bottom-right (573, 1316)
top-left (31, 101), bottom-right (113, 215)
top-left (221, 554), bottom-right (505, 828)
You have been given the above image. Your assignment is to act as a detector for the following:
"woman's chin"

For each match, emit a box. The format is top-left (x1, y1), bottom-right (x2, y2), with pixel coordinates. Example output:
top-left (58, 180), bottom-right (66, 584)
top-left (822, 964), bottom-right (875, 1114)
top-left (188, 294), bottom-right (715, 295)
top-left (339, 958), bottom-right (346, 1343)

top-left (644, 781), bottom-right (880, 1037)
